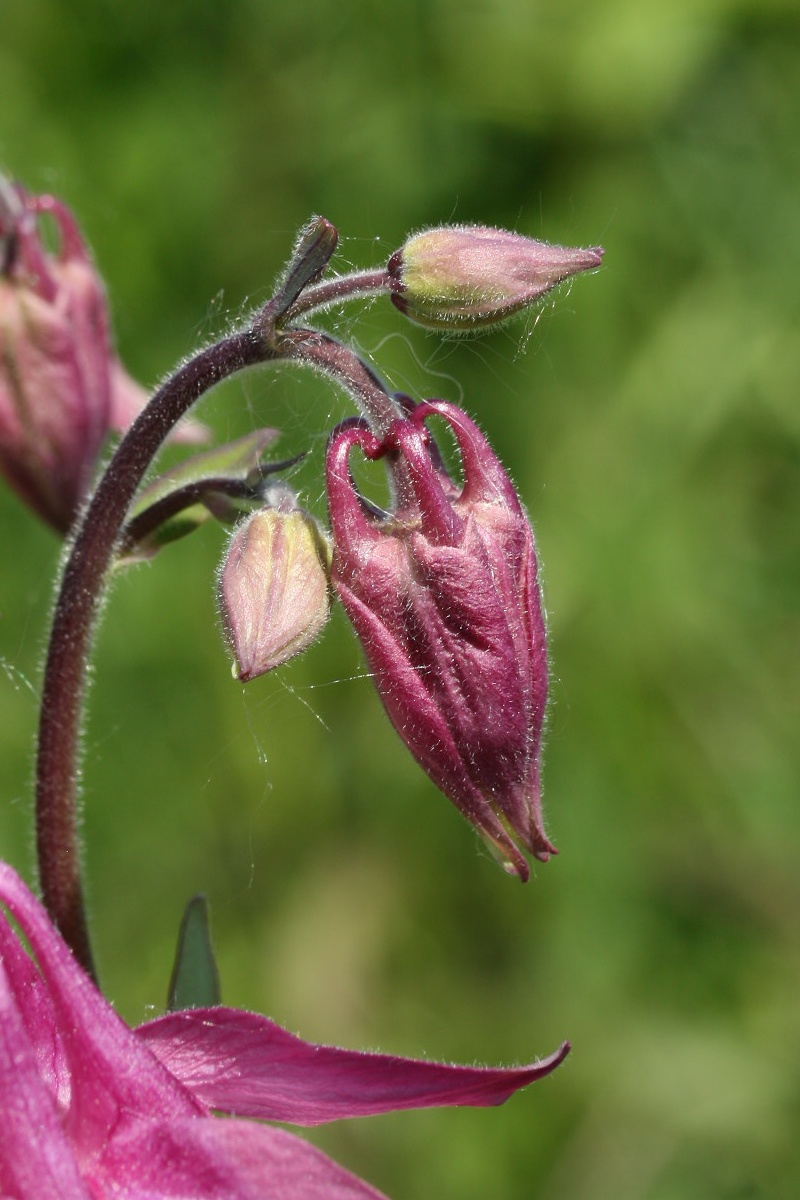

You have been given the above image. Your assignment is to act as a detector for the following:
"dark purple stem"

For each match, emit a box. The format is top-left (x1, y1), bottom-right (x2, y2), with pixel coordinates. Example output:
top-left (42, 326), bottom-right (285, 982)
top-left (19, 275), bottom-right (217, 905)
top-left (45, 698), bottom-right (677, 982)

top-left (278, 326), bottom-right (401, 435)
top-left (36, 329), bottom-right (270, 979)
top-left (36, 299), bottom-right (397, 979)
top-left (284, 269), bottom-right (393, 321)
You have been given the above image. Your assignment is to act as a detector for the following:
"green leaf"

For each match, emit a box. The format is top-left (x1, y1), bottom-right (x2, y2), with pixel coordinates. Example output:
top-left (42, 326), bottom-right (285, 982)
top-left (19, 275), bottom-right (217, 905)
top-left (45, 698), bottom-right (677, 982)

top-left (118, 429), bottom-right (288, 561)
top-left (271, 215), bottom-right (338, 315)
top-left (167, 894), bottom-right (221, 1012)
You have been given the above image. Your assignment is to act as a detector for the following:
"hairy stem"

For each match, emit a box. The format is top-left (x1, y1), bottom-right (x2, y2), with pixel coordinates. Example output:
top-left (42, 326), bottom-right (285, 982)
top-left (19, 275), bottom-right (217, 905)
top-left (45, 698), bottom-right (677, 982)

top-left (36, 329), bottom-right (270, 979)
top-left (278, 326), bottom-right (401, 435)
top-left (36, 303), bottom-right (397, 979)
top-left (284, 269), bottom-right (392, 321)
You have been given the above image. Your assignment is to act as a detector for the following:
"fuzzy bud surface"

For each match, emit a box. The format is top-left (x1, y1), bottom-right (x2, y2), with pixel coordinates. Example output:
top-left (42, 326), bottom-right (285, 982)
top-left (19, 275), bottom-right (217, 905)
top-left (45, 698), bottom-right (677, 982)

top-left (388, 224), bottom-right (603, 331)
top-left (219, 498), bottom-right (331, 681)
top-left (326, 399), bottom-right (554, 880)
top-left (0, 179), bottom-right (200, 533)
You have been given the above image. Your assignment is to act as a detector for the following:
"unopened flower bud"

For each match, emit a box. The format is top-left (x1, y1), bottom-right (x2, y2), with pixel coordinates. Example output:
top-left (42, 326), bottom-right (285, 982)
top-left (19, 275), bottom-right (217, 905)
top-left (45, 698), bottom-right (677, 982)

top-left (0, 178), bottom-right (201, 533)
top-left (218, 499), bottom-right (331, 681)
top-left (388, 225), bottom-right (603, 331)
top-left (326, 399), bottom-right (554, 881)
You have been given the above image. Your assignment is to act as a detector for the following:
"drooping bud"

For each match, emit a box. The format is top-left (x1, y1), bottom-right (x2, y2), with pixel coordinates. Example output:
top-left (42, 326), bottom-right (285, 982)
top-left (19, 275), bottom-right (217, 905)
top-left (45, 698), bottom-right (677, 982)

top-left (326, 399), bottom-right (554, 881)
top-left (218, 492), bottom-right (332, 681)
top-left (388, 225), bottom-right (603, 331)
top-left (0, 178), bottom-right (202, 534)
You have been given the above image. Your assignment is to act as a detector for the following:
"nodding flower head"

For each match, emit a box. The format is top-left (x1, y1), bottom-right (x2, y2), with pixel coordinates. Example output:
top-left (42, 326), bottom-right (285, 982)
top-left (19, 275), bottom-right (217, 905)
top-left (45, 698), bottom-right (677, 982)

top-left (325, 397), bottom-right (555, 881)
top-left (0, 178), bottom-right (201, 534)
top-left (388, 224), bottom-right (603, 331)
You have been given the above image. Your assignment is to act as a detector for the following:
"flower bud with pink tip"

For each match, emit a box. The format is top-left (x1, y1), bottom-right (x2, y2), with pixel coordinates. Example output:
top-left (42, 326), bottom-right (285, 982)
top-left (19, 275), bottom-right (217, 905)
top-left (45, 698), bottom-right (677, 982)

top-left (388, 224), bottom-right (603, 331)
top-left (0, 178), bottom-right (202, 533)
top-left (219, 491), bottom-right (332, 681)
top-left (326, 399), bottom-right (554, 881)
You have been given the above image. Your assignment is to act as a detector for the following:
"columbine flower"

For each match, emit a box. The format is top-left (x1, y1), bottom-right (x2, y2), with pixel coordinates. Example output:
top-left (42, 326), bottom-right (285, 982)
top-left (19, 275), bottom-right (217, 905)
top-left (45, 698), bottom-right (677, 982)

top-left (0, 860), bottom-right (568, 1197)
top-left (218, 492), bottom-right (332, 681)
top-left (0, 178), bottom-right (202, 534)
top-left (388, 224), bottom-right (603, 330)
top-left (326, 399), bottom-right (553, 881)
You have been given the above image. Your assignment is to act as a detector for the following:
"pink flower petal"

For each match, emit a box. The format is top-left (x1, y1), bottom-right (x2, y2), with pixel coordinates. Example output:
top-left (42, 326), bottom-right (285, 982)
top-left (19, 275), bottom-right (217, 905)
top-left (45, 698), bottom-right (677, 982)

top-left (96, 1115), bottom-right (390, 1199)
top-left (0, 863), bottom-right (202, 1160)
top-left (0, 941), bottom-right (90, 1199)
top-left (0, 911), bottom-right (70, 1113)
top-left (138, 1007), bottom-right (570, 1125)
top-left (325, 401), bottom-right (553, 881)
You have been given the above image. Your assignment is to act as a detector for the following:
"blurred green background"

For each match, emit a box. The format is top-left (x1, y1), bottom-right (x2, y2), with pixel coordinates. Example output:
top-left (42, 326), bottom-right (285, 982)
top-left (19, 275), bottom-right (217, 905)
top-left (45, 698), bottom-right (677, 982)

top-left (2, 2), bottom-right (799, 1197)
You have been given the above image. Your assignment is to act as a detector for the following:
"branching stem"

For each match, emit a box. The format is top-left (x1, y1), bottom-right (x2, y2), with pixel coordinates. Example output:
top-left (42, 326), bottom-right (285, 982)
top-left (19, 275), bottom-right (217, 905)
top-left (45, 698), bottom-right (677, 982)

top-left (36, 330), bottom-right (269, 979)
top-left (35, 271), bottom-right (399, 979)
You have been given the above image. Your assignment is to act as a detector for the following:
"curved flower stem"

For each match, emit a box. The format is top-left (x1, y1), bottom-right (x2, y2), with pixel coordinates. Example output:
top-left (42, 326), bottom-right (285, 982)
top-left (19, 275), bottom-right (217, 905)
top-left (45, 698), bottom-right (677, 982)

top-left (36, 329), bottom-right (271, 980)
top-left (278, 326), bottom-right (401, 436)
top-left (36, 313), bottom-right (397, 981)
top-left (284, 269), bottom-right (392, 322)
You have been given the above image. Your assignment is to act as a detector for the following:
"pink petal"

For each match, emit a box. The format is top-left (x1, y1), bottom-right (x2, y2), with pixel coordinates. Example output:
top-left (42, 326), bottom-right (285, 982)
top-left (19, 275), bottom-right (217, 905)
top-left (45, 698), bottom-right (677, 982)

top-left (97, 1114), bottom-right (390, 1200)
top-left (137, 1007), bottom-right (570, 1125)
top-left (0, 943), bottom-right (90, 1199)
top-left (0, 912), bottom-right (70, 1113)
top-left (0, 863), bottom-right (201, 1160)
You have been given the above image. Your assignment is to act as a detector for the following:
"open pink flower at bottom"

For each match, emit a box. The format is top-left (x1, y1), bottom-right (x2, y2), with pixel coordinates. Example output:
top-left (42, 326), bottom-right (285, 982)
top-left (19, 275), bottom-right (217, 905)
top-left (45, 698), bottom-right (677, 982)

top-left (0, 862), bottom-right (568, 1198)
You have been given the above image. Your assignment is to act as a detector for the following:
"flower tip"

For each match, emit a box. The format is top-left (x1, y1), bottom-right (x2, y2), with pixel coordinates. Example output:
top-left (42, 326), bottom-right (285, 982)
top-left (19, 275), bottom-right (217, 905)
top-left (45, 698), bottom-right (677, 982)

top-left (486, 834), bottom-right (532, 883)
top-left (499, 834), bottom-right (557, 882)
top-left (517, 1039), bottom-right (571, 1085)
top-left (578, 245), bottom-right (604, 270)
top-left (544, 242), bottom-right (604, 283)
top-left (510, 859), bottom-right (530, 883)
top-left (551, 1041), bottom-right (571, 1069)
top-left (532, 837), bottom-right (558, 865)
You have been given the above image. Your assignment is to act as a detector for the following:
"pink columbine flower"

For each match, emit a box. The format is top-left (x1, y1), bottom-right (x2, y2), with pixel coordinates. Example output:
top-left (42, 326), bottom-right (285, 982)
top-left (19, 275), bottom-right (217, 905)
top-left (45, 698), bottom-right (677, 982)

top-left (326, 399), bottom-right (554, 882)
top-left (326, 398), bottom-right (556, 878)
top-left (0, 860), bottom-right (568, 1197)
top-left (0, 178), bottom-right (203, 533)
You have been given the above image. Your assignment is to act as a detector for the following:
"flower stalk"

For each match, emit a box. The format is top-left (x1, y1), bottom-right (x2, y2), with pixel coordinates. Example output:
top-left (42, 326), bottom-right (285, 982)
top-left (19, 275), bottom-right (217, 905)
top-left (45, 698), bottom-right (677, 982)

top-left (34, 274), bottom-right (413, 974)
top-left (35, 329), bottom-right (271, 978)
top-left (0, 185), bottom-right (605, 1198)
top-left (277, 326), bottom-right (402, 435)
top-left (30, 204), bottom-right (601, 975)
